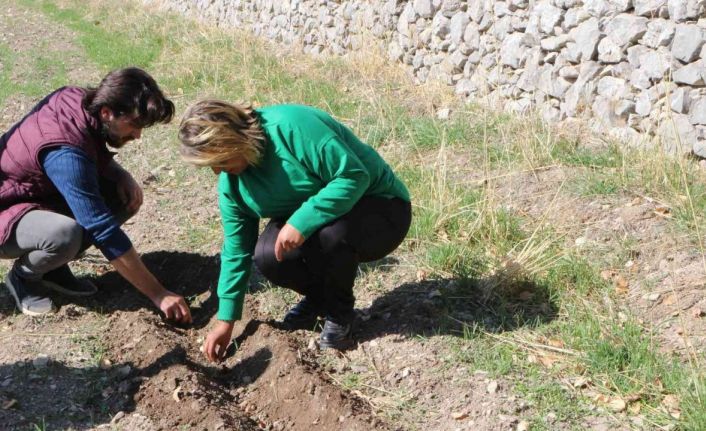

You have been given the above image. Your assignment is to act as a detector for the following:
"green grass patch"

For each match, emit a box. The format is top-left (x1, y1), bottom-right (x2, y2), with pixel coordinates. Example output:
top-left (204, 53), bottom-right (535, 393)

top-left (20, 0), bottom-right (163, 69)
top-left (0, 43), bottom-right (15, 104)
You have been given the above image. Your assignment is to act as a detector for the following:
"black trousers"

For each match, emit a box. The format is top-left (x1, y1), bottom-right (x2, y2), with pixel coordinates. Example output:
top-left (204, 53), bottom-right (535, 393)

top-left (253, 196), bottom-right (412, 323)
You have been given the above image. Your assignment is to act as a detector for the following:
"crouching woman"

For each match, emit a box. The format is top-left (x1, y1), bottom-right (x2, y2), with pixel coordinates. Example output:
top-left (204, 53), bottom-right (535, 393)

top-left (178, 101), bottom-right (411, 362)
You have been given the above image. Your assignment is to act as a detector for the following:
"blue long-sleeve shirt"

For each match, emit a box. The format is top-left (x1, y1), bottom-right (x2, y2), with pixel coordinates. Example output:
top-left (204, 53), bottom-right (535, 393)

top-left (40, 146), bottom-right (132, 260)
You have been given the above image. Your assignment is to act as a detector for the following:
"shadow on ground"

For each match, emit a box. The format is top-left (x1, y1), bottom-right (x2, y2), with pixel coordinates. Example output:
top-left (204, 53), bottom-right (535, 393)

top-left (0, 251), bottom-right (224, 329)
top-left (0, 344), bottom-right (268, 430)
top-left (354, 272), bottom-right (558, 344)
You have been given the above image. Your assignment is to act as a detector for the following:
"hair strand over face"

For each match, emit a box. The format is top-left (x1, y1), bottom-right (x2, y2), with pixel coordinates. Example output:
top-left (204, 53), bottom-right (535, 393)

top-left (178, 99), bottom-right (264, 168)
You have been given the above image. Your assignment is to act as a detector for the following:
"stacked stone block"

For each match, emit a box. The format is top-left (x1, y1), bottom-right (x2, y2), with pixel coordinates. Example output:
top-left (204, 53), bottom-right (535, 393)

top-left (144, 0), bottom-right (706, 155)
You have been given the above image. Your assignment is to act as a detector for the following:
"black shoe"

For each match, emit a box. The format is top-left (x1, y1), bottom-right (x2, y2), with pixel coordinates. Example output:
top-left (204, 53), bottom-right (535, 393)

top-left (4, 271), bottom-right (56, 316)
top-left (320, 318), bottom-right (355, 350)
top-left (281, 297), bottom-right (322, 330)
top-left (42, 265), bottom-right (97, 297)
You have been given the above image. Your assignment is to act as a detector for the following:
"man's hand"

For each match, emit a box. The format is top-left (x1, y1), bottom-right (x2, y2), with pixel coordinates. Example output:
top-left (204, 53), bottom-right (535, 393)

top-left (116, 170), bottom-right (143, 213)
top-left (152, 290), bottom-right (192, 324)
top-left (274, 223), bottom-right (305, 262)
top-left (203, 320), bottom-right (235, 363)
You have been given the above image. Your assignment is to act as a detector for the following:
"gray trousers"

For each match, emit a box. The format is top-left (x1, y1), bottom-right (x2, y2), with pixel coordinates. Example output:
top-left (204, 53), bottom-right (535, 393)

top-left (0, 210), bottom-right (86, 280)
top-left (0, 180), bottom-right (133, 280)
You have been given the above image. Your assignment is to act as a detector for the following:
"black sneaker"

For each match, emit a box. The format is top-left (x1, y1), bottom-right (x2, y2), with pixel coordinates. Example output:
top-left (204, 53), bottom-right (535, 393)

top-left (4, 271), bottom-right (56, 316)
top-left (281, 297), bottom-right (323, 330)
top-left (42, 265), bottom-right (97, 297)
top-left (319, 318), bottom-right (355, 350)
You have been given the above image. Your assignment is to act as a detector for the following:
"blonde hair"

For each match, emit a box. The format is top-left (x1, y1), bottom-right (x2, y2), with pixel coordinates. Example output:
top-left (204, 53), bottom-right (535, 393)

top-left (178, 99), bottom-right (264, 167)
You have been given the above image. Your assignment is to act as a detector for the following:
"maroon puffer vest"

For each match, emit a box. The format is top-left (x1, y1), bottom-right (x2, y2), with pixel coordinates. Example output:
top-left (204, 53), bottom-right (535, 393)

top-left (0, 86), bottom-right (114, 244)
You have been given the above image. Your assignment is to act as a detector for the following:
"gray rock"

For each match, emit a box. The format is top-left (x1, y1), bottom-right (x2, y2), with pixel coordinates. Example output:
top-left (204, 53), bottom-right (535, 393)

top-left (468, 51), bottom-right (482, 65)
top-left (583, 0), bottom-right (632, 17)
top-left (448, 50), bottom-right (468, 71)
top-left (32, 355), bottom-right (50, 369)
top-left (658, 113), bottom-right (696, 154)
top-left (673, 61), bottom-right (706, 86)
top-left (401, 2), bottom-right (417, 24)
top-left (492, 16), bottom-right (514, 41)
top-left (615, 100), bottom-right (636, 118)
top-left (598, 37), bottom-right (624, 63)
top-left (555, 0), bottom-right (581, 8)
top-left (640, 19), bottom-right (676, 48)
top-left (449, 12), bottom-right (469, 45)
top-left (689, 97), bottom-right (706, 124)
top-left (604, 14), bottom-right (648, 47)
top-left (560, 65), bottom-right (580, 79)
top-left (455, 78), bottom-right (476, 95)
top-left (511, 15), bottom-right (528, 32)
top-left (597, 76), bottom-right (628, 98)
top-left (517, 71), bottom-right (538, 92)
top-left (672, 24), bottom-right (704, 64)
top-left (551, 77), bottom-right (573, 98)
top-left (464, 22), bottom-right (480, 47)
top-left (413, 0), bottom-right (436, 18)
top-left (671, 87), bottom-right (690, 113)
top-left (563, 8), bottom-right (590, 31)
top-left (640, 49), bottom-right (672, 81)
top-left (440, 0), bottom-right (462, 17)
top-left (509, 98), bottom-right (533, 113)
top-left (494, 1), bottom-right (511, 18)
top-left (468, 0), bottom-right (489, 23)
top-left (693, 139), bottom-right (706, 158)
top-left (604, 61), bottom-right (633, 80)
top-left (561, 61), bottom-right (601, 117)
top-left (568, 18), bottom-right (601, 62)
top-left (457, 42), bottom-right (473, 55)
top-left (431, 13), bottom-right (451, 38)
top-left (478, 13), bottom-right (493, 32)
top-left (544, 51), bottom-right (559, 63)
top-left (630, 68), bottom-right (653, 90)
top-left (388, 41), bottom-right (404, 62)
top-left (501, 33), bottom-right (537, 69)
top-left (668, 0), bottom-right (706, 23)
top-left (509, 0), bottom-right (530, 10)
top-left (412, 52), bottom-right (426, 70)
top-left (541, 35), bottom-right (571, 51)
top-left (627, 45), bottom-right (652, 68)
top-left (636, 91), bottom-right (653, 116)
top-left (634, 0), bottom-right (668, 16)
top-left (539, 4), bottom-right (564, 34)
top-left (592, 95), bottom-right (618, 125)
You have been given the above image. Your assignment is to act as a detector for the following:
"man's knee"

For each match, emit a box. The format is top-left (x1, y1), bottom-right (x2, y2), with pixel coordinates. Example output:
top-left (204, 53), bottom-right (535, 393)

top-left (48, 219), bottom-right (83, 257)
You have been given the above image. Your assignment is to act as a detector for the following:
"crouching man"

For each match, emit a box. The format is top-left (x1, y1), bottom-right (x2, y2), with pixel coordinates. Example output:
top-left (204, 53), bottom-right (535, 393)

top-left (0, 67), bottom-right (191, 323)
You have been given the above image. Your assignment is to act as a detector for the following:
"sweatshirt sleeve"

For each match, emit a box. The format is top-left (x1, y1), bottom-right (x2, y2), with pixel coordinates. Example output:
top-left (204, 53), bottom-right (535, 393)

top-left (216, 174), bottom-right (259, 321)
top-left (41, 146), bottom-right (132, 260)
top-left (286, 135), bottom-right (370, 238)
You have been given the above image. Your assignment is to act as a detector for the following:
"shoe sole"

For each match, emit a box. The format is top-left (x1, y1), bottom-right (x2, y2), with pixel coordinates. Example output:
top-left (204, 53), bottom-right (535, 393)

top-left (42, 279), bottom-right (98, 297)
top-left (4, 277), bottom-right (56, 317)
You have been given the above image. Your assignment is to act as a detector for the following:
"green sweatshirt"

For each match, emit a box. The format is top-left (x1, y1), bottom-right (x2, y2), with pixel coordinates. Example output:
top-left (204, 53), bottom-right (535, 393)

top-left (216, 104), bottom-right (410, 321)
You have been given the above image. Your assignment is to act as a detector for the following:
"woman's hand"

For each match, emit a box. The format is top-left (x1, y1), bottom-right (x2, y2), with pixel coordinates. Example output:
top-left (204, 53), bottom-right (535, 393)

top-left (203, 320), bottom-right (235, 363)
top-left (274, 223), bottom-right (305, 261)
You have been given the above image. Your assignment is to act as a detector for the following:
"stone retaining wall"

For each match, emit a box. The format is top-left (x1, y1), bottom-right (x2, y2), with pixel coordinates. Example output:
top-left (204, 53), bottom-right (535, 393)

top-left (144, 0), bottom-right (706, 155)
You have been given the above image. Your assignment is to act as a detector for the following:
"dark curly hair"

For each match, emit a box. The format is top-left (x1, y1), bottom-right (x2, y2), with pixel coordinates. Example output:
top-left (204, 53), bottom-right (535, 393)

top-left (82, 67), bottom-right (175, 127)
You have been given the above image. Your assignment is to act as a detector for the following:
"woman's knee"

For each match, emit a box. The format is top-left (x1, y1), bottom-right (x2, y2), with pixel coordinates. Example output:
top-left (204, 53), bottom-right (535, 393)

top-left (317, 223), bottom-right (348, 254)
